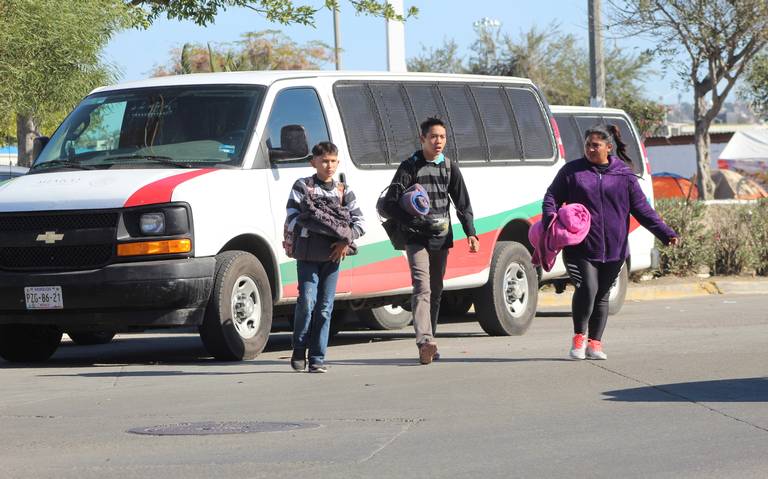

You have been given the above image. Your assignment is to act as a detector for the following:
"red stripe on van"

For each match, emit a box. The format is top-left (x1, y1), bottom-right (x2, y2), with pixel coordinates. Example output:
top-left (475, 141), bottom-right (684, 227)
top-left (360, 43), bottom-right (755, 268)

top-left (124, 169), bottom-right (216, 207)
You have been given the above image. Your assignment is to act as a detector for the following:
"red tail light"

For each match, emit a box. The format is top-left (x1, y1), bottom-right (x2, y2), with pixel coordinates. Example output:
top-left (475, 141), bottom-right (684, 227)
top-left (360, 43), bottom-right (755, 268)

top-left (550, 117), bottom-right (566, 159)
top-left (641, 141), bottom-right (652, 174)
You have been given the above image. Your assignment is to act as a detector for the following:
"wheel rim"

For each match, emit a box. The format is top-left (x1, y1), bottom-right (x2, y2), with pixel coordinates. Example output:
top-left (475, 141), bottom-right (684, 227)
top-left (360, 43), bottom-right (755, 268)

top-left (382, 304), bottom-right (404, 316)
top-left (503, 262), bottom-right (529, 318)
top-left (231, 275), bottom-right (261, 339)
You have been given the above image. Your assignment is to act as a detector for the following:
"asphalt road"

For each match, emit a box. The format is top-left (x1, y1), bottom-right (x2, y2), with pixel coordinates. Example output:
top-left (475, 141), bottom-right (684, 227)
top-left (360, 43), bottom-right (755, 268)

top-left (1, 294), bottom-right (767, 478)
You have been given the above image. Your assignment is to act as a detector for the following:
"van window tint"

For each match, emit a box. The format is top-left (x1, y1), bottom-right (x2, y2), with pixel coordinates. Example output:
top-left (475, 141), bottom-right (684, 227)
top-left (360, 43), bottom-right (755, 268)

top-left (370, 83), bottom-right (419, 164)
top-left (553, 114), bottom-right (584, 161)
top-left (265, 88), bottom-right (329, 154)
top-left (471, 86), bottom-right (521, 161)
top-left (505, 88), bottom-right (554, 159)
top-left (334, 84), bottom-right (387, 166)
top-left (404, 84), bottom-right (457, 162)
top-left (604, 116), bottom-right (643, 175)
top-left (439, 84), bottom-right (486, 162)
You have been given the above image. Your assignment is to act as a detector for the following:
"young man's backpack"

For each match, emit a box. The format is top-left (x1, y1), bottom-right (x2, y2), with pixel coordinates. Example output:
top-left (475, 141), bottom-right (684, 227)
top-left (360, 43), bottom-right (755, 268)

top-left (283, 176), bottom-right (346, 258)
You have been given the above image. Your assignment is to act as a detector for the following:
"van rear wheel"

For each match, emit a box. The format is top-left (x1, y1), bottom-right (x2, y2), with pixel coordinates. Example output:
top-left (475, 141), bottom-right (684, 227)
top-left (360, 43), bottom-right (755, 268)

top-left (358, 304), bottom-right (413, 330)
top-left (0, 325), bottom-right (62, 362)
top-left (474, 241), bottom-right (538, 336)
top-left (608, 262), bottom-right (628, 315)
top-left (67, 331), bottom-right (116, 345)
top-left (199, 251), bottom-right (272, 361)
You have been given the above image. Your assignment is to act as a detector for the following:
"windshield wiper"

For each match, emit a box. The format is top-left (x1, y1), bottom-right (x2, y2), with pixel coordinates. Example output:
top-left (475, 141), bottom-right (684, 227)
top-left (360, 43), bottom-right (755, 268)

top-left (101, 154), bottom-right (191, 168)
top-left (31, 159), bottom-right (95, 171)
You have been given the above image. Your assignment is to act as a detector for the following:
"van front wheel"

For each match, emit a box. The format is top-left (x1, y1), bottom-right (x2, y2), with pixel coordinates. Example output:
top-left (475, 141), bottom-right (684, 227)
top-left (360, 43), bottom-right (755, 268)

top-left (200, 251), bottom-right (273, 361)
top-left (474, 241), bottom-right (538, 336)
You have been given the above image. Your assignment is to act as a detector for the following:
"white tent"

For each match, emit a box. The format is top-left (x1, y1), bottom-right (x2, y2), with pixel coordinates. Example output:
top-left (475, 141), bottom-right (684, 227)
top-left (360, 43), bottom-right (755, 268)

top-left (718, 127), bottom-right (768, 175)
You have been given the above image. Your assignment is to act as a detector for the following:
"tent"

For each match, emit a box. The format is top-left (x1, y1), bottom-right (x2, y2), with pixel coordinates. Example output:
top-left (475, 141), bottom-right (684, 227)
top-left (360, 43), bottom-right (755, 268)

top-left (711, 168), bottom-right (768, 200)
top-left (717, 128), bottom-right (768, 187)
top-left (652, 172), bottom-right (699, 200)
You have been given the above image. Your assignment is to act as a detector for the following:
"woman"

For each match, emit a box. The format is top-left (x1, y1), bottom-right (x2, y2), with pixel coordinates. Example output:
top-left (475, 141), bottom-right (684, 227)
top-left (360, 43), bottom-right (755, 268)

top-left (543, 125), bottom-right (679, 360)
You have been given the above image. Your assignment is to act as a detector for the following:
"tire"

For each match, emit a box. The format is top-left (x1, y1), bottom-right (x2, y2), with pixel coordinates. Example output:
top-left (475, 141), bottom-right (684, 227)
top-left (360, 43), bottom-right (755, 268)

top-left (440, 291), bottom-right (473, 317)
top-left (608, 262), bottom-right (628, 316)
top-left (199, 251), bottom-right (273, 361)
top-left (287, 308), bottom-right (348, 338)
top-left (0, 325), bottom-right (62, 362)
top-left (67, 331), bottom-right (116, 345)
top-left (474, 241), bottom-right (538, 336)
top-left (358, 304), bottom-right (413, 330)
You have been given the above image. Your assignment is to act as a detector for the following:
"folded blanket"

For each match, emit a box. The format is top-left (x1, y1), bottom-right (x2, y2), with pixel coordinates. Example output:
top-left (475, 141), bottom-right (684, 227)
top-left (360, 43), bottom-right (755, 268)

top-left (529, 203), bottom-right (591, 272)
top-left (398, 183), bottom-right (430, 216)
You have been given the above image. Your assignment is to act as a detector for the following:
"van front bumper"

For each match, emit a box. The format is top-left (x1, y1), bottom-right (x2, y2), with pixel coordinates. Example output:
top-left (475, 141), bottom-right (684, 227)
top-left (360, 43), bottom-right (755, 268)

top-left (0, 258), bottom-right (215, 328)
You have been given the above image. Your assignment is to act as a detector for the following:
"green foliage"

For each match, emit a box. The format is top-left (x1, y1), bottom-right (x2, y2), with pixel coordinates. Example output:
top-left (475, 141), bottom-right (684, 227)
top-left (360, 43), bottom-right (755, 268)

top-left (152, 30), bottom-right (332, 75)
top-left (707, 204), bottom-right (755, 276)
top-left (654, 199), bottom-right (713, 276)
top-left (408, 21), bottom-right (665, 135)
top-left (740, 51), bottom-right (768, 120)
top-left (0, 0), bottom-right (132, 138)
top-left (128, 0), bottom-right (418, 27)
top-left (745, 199), bottom-right (768, 276)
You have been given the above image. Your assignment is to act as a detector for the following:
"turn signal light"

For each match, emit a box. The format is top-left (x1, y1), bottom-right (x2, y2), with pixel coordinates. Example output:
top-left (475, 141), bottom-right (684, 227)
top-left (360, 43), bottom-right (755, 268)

top-left (117, 239), bottom-right (191, 257)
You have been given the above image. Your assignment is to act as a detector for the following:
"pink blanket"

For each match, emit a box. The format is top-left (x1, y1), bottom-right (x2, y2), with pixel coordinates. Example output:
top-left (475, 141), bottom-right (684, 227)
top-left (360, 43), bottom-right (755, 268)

top-left (528, 203), bottom-right (591, 272)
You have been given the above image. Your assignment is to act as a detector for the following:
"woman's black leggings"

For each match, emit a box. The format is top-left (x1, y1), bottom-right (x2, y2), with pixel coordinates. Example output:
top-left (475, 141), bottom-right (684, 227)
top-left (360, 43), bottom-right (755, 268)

top-left (565, 257), bottom-right (624, 341)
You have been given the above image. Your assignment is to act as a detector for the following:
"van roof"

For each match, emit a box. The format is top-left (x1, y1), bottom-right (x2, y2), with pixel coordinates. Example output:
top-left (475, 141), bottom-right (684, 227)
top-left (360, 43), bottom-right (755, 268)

top-left (91, 70), bottom-right (536, 94)
top-left (550, 105), bottom-right (628, 116)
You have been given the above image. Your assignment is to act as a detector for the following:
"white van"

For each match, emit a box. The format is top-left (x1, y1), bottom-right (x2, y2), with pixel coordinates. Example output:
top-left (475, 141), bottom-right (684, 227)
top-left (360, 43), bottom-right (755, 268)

top-left (548, 105), bottom-right (658, 313)
top-left (0, 71), bottom-right (567, 362)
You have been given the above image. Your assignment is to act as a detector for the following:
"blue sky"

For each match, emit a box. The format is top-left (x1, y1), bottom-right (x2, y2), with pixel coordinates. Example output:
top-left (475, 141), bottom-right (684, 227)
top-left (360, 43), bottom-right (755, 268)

top-left (104, 0), bottom-right (684, 103)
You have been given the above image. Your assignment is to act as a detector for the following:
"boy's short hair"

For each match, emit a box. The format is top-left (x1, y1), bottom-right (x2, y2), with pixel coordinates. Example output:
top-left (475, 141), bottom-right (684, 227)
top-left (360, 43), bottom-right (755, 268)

top-left (420, 117), bottom-right (446, 136)
top-left (312, 141), bottom-right (338, 157)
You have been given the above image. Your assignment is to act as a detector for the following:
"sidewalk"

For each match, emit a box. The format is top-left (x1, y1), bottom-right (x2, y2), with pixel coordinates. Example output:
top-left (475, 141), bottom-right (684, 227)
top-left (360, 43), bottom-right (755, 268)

top-left (538, 275), bottom-right (768, 307)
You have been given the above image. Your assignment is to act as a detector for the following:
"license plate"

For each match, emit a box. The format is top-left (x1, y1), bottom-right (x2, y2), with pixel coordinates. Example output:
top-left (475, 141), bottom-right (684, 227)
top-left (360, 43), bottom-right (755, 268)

top-left (24, 286), bottom-right (63, 310)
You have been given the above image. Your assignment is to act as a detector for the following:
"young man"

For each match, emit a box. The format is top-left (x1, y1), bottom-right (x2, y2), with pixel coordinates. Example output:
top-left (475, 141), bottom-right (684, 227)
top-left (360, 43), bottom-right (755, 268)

top-left (382, 117), bottom-right (479, 365)
top-left (285, 142), bottom-right (365, 373)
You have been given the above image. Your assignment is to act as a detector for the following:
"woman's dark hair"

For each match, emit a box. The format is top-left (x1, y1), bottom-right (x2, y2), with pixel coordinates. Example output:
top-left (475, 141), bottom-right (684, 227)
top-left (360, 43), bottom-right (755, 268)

top-left (420, 117), bottom-right (446, 136)
top-left (583, 124), bottom-right (633, 167)
top-left (311, 141), bottom-right (338, 157)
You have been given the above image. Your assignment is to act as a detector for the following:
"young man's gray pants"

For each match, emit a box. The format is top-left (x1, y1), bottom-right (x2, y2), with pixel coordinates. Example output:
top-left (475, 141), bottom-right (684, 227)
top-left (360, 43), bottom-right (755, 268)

top-left (406, 244), bottom-right (449, 345)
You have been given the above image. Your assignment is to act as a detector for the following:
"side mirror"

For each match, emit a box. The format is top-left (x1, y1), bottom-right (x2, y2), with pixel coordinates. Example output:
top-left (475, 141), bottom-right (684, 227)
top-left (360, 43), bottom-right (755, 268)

top-left (269, 125), bottom-right (309, 162)
top-left (32, 136), bottom-right (50, 162)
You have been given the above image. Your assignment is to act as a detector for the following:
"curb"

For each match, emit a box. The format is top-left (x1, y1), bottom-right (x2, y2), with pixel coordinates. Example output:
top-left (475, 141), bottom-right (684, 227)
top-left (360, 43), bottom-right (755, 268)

top-left (537, 278), bottom-right (768, 307)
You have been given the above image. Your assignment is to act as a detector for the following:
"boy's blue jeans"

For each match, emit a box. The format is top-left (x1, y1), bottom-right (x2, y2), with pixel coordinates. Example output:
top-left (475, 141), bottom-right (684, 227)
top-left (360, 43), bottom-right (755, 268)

top-left (292, 260), bottom-right (340, 366)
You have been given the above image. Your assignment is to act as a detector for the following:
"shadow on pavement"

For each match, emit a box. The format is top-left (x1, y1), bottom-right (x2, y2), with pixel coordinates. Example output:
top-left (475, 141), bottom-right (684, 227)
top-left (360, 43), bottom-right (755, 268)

top-left (603, 377), bottom-right (768, 402)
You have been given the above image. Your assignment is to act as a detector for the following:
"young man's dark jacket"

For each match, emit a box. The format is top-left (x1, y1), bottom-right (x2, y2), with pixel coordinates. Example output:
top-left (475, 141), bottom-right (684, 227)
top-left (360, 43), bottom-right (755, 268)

top-left (382, 151), bottom-right (476, 250)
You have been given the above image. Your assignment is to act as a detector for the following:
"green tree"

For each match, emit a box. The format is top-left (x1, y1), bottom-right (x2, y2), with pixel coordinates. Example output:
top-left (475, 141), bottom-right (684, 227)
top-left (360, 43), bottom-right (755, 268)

top-left (152, 30), bottom-right (333, 76)
top-left (407, 39), bottom-right (466, 74)
top-left (128, 0), bottom-right (418, 26)
top-left (740, 51), bottom-right (768, 119)
top-left (609, 0), bottom-right (768, 200)
top-left (0, 0), bottom-right (134, 166)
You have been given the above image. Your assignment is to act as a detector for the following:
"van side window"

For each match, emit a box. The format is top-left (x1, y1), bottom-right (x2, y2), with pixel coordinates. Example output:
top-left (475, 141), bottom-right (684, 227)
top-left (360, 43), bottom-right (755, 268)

top-left (334, 83), bottom-right (388, 166)
top-left (553, 114), bottom-right (584, 161)
top-left (439, 84), bottom-right (487, 163)
top-left (403, 84), bottom-right (457, 161)
top-left (471, 86), bottom-right (522, 161)
top-left (370, 84), bottom-right (420, 165)
top-left (505, 88), bottom-right (555, 160)
top-left (265, 88), bottom-right (329, 155)
top-left (604, 116), bottom-right (643, 175)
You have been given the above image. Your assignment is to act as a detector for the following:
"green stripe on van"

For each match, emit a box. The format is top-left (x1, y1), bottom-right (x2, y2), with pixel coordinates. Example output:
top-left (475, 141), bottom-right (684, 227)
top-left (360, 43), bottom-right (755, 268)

top-left (279, 199), bottom-right (542, 286)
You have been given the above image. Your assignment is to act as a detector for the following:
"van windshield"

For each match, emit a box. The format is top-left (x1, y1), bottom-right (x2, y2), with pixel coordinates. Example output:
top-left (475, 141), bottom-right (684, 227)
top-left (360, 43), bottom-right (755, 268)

top-left (33, 85), bottom-right (265, 171)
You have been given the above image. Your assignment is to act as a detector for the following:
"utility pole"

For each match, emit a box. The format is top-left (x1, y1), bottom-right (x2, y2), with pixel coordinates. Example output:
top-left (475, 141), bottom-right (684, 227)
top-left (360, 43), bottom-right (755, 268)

top-left (386, 0), bottom-right (406, 72)
top-left (333, 7), bottom-right (342, 70)
top-left (588, 0), bottom-right (606, 107)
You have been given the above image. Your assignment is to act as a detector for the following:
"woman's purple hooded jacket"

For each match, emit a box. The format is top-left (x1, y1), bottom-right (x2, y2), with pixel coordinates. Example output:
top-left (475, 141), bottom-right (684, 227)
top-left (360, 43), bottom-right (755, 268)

top-left (543, 156), bottom-right (677, 263)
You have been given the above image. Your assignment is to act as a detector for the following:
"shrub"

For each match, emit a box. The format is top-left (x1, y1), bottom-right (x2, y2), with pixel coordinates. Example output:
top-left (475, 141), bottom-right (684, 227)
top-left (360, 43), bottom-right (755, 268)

top-left (654, 199), bottom-right (713, 276)
top-left (707, 204), bottom-right (755, 275)
top-left (747, 199), bottom-right (768, 275)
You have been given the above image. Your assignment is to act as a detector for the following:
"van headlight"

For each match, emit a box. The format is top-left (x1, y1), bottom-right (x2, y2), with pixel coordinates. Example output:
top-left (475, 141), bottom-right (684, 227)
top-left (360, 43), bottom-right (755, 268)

top-left (139, 212), bottom-right (165, 235)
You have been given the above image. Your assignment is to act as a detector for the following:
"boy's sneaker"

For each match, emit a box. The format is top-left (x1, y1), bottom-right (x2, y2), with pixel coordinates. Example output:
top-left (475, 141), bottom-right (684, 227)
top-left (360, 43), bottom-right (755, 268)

top-left (418, 341), bottom-right (438, 365)
top-left (569, 334), bottom-right (586, 360)
top-left (586, 339), bottom-right (607, 360)
top-left (290, 353), bottom-right (306, 372)
top-left (308, 364), bottom-right (327, 373)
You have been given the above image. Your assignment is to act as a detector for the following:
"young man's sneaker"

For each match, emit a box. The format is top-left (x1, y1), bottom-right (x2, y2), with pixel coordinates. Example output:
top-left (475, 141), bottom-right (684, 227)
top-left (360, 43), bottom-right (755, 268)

top-left (308, 364), bottom-right (327, 373)
top-left (586, 339), bottom-right (607, 360)
top-left (290, 353), bottom-right (307, 372)
top-left (569, 333), bottom-right (586, 360)
top-left (418, 341), bottom-right (438, 365)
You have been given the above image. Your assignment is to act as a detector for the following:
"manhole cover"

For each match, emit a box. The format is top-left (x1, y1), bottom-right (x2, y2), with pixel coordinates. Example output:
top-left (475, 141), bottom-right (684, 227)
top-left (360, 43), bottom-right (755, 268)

top-left (127, 421), bottom-right (320, 436)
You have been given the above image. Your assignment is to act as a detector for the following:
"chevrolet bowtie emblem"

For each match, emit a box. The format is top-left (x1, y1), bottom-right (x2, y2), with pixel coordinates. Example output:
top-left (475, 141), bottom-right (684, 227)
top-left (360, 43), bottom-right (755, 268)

top-left (36, 231), bottom-right (64, 244)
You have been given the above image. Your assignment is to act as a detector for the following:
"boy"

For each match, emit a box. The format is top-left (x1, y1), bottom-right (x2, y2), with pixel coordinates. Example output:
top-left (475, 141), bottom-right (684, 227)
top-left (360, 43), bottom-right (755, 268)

top-left (285, 142), bottom-right (365, 373)
top-left (382, 117), bottom-right (479, 365)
